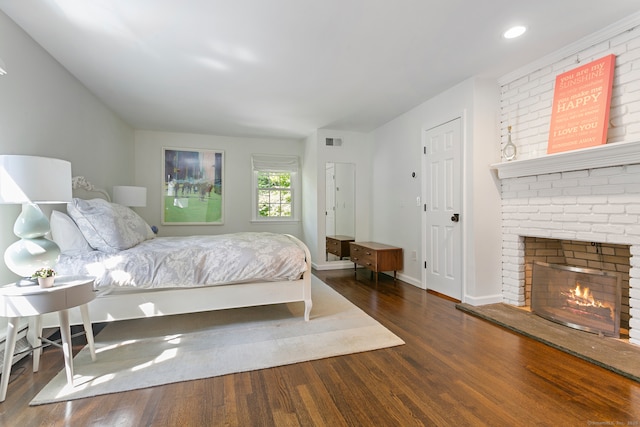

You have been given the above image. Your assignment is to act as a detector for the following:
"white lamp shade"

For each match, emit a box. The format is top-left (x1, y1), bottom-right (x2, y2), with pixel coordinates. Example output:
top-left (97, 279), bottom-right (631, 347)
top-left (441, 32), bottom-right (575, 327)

top-left (113, 186), bottom-right (147, 207)
top-left (0, 155), bottom-right (71, 278)
top-left (0, 155), bottom-right (72, 204)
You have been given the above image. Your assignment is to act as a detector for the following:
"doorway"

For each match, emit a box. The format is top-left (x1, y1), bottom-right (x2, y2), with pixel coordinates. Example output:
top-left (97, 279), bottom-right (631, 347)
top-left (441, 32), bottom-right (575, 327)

top-left (422, 118), bottom-right (462, 300)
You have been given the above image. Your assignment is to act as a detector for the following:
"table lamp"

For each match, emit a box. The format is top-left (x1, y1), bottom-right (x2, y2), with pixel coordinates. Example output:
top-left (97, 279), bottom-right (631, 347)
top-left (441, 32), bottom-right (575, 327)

top-left (0, 155), bottom-right (72, 278)
top-left (113, 185), bottom-right (147, 207)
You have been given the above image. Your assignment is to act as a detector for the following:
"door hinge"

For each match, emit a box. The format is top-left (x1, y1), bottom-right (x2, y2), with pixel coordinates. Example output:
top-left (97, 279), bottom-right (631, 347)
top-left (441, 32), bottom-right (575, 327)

top-left (423, 204), bottom-right (427, 212)
top-left (424, 261), bottom-right (427, 269)
top-left (423, 146), bottom-right (426, 155)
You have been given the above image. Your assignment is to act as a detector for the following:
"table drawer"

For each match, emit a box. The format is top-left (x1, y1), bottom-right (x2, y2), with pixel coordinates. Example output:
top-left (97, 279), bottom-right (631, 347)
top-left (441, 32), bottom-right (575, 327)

top-left (326, 238), bottom-right (341, 256)
top-left (327, 236), bottom-right (354, 259)
top-left (350, 244), bottom-right (376, 268)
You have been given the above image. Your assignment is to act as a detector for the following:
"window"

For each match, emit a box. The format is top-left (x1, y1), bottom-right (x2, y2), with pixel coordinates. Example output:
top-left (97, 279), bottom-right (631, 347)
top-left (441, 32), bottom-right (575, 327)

top-left (258, 171), bottom-right (292, 217)
top-left (251, 154), bottom-right (300, 222)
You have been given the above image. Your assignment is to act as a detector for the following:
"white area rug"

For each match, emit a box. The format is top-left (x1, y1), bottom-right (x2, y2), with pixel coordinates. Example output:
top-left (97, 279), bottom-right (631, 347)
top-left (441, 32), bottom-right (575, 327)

top-left (31, 276), bottom-right (404, 405)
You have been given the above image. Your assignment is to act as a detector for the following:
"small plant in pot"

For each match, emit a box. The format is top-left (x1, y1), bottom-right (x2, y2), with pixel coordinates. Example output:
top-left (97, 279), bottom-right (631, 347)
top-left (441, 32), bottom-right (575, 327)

top-left (32, 268), bottom-right (56, 288)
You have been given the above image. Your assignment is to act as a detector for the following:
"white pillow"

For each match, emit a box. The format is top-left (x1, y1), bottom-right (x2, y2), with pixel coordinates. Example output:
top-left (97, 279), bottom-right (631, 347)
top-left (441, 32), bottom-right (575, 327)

top-left (50, 210), bottom-right (93, 255)
top-left (67, 198), bottom-right (151, 253)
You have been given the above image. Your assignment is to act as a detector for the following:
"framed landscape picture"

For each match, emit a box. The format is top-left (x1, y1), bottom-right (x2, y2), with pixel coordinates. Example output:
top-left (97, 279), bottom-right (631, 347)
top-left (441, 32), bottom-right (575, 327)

top-left (162, 147), bottom-right (224, 225)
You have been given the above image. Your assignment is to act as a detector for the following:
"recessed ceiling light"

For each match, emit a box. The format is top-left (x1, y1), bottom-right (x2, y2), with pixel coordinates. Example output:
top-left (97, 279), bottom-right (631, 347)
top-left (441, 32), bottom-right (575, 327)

top-left (503, 25), bottom-right (527, 39)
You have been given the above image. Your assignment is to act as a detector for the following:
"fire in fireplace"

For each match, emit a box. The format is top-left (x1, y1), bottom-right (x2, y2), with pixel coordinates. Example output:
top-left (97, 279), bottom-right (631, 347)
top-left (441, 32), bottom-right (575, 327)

top-left (531, 262), bottom-right (622, 337)
top-left (562, 283), bottom-right (613, 321)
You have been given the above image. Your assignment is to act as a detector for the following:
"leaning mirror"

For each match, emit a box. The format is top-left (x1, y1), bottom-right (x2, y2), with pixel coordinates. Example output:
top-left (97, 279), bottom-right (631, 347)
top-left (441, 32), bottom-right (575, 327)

top-left (325, 162), bottom-right (355, 261)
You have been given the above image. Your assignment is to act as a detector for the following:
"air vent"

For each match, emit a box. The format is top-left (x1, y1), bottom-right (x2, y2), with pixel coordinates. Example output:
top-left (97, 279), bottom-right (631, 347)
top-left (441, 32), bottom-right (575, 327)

top-left (325, 138), bottom-right (343, 147)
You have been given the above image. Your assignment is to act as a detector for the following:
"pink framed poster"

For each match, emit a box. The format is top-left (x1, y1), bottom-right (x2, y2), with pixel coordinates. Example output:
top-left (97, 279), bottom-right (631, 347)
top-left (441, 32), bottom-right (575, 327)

top-left (547, 54), bottom-right (615, 154)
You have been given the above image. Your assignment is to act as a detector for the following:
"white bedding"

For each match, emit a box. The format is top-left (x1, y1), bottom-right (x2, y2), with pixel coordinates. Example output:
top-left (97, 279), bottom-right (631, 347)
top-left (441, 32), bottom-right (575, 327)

top-left (54, 232), bottom-right (308, 290)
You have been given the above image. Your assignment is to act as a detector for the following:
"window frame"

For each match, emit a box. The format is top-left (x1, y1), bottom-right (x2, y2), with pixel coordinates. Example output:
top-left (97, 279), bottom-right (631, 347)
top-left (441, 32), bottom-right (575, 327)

top-left (251, 154), bottom-right (300, 223)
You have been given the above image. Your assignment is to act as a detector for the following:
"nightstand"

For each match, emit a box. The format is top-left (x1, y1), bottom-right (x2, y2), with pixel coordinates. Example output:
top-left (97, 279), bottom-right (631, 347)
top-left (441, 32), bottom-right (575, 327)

top-left (0, 276), bottom-right (97, 402)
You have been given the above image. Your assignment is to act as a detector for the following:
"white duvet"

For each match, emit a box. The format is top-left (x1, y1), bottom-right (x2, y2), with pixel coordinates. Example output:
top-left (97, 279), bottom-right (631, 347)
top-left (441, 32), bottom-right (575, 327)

top-left (54, 232), bottom-right (307, 290)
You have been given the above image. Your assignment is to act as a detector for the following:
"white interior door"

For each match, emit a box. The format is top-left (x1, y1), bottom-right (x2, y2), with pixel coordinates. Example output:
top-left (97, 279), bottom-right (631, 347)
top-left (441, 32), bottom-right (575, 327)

top-left (422, 118), bottom-right (462, 300)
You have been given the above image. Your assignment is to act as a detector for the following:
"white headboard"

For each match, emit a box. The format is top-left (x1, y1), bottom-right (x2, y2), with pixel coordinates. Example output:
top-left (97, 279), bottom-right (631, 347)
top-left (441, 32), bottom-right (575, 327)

top-left (71, 176), bottom-right (111, 201)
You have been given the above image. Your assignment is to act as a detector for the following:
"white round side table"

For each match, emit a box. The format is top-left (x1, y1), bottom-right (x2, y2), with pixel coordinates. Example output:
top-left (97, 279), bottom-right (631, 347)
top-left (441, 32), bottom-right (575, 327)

top-left (0, 276), bottom-right (97, 402)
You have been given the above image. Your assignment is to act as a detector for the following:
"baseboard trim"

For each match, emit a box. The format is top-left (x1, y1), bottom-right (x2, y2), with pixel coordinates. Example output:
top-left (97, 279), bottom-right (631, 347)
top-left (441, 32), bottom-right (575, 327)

top-left (463, 293), bottom-right (503, 306)
top-left (312, 261), bottom-right (354, 271)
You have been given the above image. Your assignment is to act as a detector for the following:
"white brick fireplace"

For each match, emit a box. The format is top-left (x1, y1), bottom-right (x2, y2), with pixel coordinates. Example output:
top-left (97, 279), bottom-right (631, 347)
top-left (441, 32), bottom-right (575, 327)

top-left (494, 17), bottom-right (640, 345)
top-left (493, 142), bottom-right (640, 345)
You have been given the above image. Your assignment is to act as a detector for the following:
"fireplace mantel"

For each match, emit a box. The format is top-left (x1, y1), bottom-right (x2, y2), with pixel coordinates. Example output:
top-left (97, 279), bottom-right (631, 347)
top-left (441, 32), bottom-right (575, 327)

top-left (490, 140), bottom-right (640, 179)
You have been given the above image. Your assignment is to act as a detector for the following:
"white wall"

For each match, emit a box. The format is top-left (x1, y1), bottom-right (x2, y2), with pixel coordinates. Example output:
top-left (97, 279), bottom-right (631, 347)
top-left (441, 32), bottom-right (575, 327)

top-left (469, 79), bottom-right (503, 303)
top-left (133, 130), bottom-right (305, 238)
top-left (0, 11), bottom-right (134, 284)
top-left (369, 78), bottom-right (503, 302)
top-left (302, 131), bottom-right (319, 262)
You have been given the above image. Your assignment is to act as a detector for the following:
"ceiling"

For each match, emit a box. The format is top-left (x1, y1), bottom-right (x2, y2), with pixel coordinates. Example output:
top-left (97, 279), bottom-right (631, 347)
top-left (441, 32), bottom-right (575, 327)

top-left (1, 1), bottom-right (639, 140)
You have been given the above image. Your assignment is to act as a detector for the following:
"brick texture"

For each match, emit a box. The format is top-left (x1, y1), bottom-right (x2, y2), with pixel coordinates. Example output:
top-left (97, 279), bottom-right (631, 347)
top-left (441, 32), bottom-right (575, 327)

top-left (499, 24), bottom-right (640, 345)
top-left (500, 26), bottom-right (640, 160)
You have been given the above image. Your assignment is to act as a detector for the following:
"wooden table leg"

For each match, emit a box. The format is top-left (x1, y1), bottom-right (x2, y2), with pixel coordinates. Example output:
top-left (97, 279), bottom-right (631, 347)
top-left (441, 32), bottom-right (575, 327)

top-left (0, 317), bottom-right (19, 402)
top-left (57, 309), bottom-right (74, 386)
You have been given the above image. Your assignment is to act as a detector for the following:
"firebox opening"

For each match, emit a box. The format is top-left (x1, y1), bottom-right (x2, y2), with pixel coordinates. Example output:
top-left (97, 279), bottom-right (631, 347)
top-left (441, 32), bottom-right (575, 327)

top-left (531, 261), bottom-right (621, 337)
top-left (523, 237), bottom-right (631, 337)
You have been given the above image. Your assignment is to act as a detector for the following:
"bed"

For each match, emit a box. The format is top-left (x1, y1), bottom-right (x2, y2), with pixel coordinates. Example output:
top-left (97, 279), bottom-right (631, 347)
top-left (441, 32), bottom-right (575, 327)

top-left (37, 177), bottom-right (312, 328)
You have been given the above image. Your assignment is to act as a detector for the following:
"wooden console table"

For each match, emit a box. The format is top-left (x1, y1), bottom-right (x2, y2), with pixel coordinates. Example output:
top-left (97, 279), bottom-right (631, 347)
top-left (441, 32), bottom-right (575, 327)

top-left (349, 242), bottom-right (403, 283)
top-left (326, 235), bottom-right (355, 260)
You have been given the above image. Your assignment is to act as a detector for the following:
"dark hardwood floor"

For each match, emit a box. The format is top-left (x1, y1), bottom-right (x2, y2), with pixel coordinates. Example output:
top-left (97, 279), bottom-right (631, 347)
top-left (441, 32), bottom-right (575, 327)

top-left (1, 268), bottom-right (639, 426)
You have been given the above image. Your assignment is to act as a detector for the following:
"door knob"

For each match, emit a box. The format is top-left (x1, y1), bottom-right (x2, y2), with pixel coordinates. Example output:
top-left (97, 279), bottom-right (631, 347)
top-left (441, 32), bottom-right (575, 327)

top-left (451, 213), bottom-right (460, 222)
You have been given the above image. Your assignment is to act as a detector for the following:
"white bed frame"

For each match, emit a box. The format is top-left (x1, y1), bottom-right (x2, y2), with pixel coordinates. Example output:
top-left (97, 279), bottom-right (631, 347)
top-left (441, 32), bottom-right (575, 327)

top-left (39, 177), bottom-right (312, 328)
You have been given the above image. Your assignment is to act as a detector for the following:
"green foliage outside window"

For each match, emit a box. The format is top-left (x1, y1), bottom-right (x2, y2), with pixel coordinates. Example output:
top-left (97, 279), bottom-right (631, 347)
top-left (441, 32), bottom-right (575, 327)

top-left (257, 171), bottom-right (292, 217)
